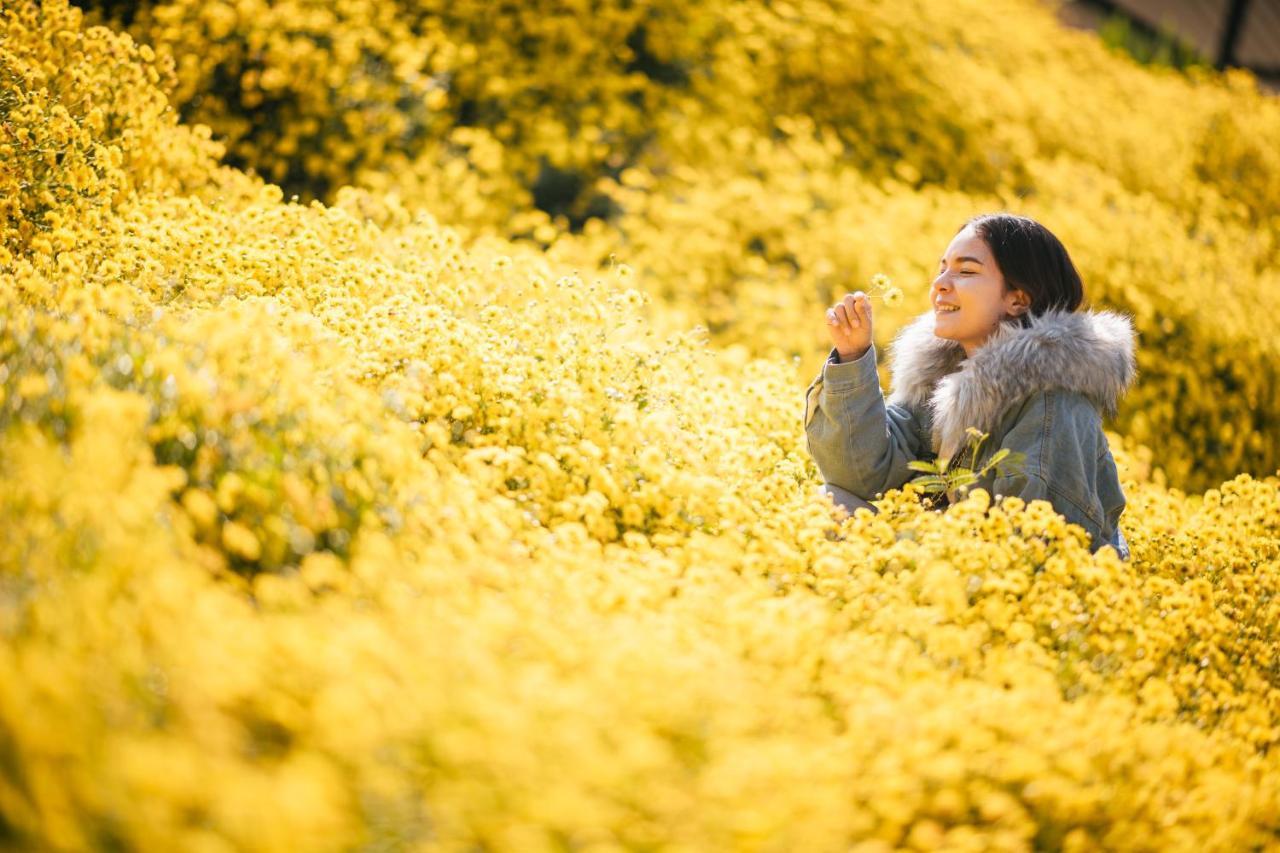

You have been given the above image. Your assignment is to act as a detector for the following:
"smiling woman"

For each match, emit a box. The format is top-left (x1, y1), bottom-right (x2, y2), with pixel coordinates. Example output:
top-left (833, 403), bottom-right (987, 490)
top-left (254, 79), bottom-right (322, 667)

top-left (931, 213), bottom-right (1085, 353)
top-left (805, 213), bottom-right (1137, 557)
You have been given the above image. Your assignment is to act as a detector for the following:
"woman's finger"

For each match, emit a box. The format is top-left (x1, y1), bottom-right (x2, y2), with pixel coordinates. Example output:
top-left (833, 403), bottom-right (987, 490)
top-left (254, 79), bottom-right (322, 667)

top-left (850, 295), bottom-right (867, 328)
top-left (835, 302), bottom-right (857, 330)
top-left (844, 291), bottom-right (864, 316)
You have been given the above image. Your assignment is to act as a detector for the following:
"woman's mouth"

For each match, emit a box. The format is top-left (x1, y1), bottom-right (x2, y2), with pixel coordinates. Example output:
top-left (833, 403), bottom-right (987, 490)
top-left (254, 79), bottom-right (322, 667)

top-left (935, 305), bottom-right (960, 314)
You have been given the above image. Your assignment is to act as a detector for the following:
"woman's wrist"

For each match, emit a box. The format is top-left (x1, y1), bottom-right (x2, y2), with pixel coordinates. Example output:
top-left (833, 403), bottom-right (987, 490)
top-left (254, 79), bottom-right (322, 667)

top-left (836, 346), bottom-right (870, 363)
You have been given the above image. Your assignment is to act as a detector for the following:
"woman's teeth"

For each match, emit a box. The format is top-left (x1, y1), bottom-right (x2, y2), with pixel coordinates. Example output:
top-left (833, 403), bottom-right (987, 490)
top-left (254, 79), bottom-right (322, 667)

top-left (936, 305), bottom-right (960, 313)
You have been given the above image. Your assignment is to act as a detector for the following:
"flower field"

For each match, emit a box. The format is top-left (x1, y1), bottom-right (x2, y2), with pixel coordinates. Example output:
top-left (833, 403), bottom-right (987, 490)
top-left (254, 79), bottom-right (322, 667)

top-left (2, 0), bottom-right (1279, 849)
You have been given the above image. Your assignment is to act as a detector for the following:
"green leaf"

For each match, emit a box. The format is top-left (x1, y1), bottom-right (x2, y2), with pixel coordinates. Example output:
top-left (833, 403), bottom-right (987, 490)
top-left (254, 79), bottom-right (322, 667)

top-left (993, 449), bottom-right (1028, 477)
top-left (907, 460), bottom-right (939, 473)
top-left (911, 475), bottom-right (947, 492)
top-left (987, 448), bottom-right (1011, 466)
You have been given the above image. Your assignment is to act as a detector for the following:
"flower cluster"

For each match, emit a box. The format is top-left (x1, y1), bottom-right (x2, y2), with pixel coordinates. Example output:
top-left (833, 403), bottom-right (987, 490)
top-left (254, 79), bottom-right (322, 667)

top-left (2, 1), bottom-right (1280, 850)
top-left (868, 272), bottom-right (905, 306)
top-left (76, 0), bottom-right (1280, 488)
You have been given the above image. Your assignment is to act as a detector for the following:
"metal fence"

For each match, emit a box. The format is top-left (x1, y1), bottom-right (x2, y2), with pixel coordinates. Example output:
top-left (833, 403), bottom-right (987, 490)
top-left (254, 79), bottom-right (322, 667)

top-left (1059, 0), bottom-right (1280, 90)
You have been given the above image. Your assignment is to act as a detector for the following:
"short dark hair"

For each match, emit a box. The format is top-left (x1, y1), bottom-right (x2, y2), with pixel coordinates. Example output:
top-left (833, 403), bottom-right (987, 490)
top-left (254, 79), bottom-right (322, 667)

top-left (961, 213), bottom-right (1084, 326)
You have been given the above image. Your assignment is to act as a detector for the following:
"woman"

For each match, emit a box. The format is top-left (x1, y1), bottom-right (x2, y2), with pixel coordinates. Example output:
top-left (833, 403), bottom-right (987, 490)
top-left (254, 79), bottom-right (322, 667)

top-left (803, 213), bottom-right (1137, 559)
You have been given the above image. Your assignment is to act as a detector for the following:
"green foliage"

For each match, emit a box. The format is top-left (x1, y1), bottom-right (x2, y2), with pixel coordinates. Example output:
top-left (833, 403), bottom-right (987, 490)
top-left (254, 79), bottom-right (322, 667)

top-left (906, 428), bottom-right (1027, 507)
top-left (1097, 12), bottom-right (1211, 73)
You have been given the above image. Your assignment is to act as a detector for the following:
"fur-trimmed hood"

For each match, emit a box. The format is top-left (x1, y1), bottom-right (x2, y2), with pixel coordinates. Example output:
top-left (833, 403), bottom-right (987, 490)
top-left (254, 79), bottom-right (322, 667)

top-left (886, 308), bottom-right (1138, 463)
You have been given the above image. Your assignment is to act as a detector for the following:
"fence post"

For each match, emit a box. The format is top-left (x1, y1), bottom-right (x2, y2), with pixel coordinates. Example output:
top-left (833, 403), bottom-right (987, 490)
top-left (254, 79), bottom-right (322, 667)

top-left (1217, 0), bottom-right (1251, 69)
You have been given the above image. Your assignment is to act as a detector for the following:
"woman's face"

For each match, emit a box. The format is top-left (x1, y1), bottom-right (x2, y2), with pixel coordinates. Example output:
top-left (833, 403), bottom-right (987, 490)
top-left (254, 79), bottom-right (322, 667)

top-left (930, 225), bottom-right (1030, 357)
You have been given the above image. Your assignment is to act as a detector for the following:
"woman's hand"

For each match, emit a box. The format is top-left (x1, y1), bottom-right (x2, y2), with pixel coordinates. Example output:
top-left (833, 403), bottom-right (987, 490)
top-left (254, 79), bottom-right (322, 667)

top-left (825, 291), bottom-right (872, 362)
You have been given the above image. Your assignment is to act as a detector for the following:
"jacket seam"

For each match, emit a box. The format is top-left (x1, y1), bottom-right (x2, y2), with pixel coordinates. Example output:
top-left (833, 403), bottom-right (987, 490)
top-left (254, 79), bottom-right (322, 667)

top-left (1037, 390), bottom-right (1052, 481)
top-left (1002, 468), bottom-right (1106, 531)
top-left (1045, 477), bottom-right (1106, 530)
top-left (819, 381), bottom-right (865, 398)
top-left (819, 355), bottom-right (880, 396)
top-left (803, 380), bottom-right (817, 430)
top-left (1023, 390), bottom-right (1105, 530)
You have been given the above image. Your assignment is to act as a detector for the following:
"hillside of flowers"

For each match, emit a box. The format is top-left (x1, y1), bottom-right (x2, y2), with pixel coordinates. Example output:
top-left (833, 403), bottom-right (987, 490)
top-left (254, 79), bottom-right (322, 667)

top-left (3, 0), bottom-right (1279, 849)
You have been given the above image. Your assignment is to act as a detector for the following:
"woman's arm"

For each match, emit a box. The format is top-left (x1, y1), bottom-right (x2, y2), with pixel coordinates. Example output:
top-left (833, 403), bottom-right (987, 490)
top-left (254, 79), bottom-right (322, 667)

top-left (804, 344), bottom-right (933, 500)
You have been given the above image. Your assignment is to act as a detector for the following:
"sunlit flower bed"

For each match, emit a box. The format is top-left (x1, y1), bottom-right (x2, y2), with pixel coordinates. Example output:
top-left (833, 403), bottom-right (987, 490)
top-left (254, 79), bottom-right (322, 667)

top-left (2, 1), bottom-right (1279, 849)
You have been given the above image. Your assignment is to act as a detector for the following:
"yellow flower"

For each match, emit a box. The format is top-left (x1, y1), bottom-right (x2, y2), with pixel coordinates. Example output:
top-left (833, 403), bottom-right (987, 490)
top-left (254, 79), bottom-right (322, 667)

top-left (220, 519), bottom-right (261, 561)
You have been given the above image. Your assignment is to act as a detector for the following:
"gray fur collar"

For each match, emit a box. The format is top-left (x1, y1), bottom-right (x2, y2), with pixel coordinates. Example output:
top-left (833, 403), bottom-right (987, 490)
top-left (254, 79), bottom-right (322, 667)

top-left (885, 307), bottom-right (1138, 462)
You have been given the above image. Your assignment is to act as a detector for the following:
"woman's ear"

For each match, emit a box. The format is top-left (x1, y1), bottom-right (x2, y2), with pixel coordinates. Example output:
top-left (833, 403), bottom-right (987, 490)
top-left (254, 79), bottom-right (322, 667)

top-left (1008, 288), bottom-right (1031, 316)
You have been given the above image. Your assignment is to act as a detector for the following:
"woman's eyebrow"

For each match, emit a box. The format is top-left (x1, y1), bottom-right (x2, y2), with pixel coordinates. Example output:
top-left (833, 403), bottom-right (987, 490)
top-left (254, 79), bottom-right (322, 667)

top-left (938, 256), bottom-right (985, 265)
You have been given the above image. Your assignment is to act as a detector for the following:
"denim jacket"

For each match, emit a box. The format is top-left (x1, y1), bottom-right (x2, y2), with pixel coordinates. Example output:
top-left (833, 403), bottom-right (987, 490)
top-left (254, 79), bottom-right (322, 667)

top-left (804, 308), bottom-right (1138, 558)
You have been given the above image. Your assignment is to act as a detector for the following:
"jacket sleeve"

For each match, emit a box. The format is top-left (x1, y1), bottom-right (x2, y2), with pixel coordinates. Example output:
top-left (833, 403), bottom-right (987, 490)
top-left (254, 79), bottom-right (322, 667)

top-left (803, 344), bottom-right (932, 500)
top-left (989, 390), bottom-right (1124, 554)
